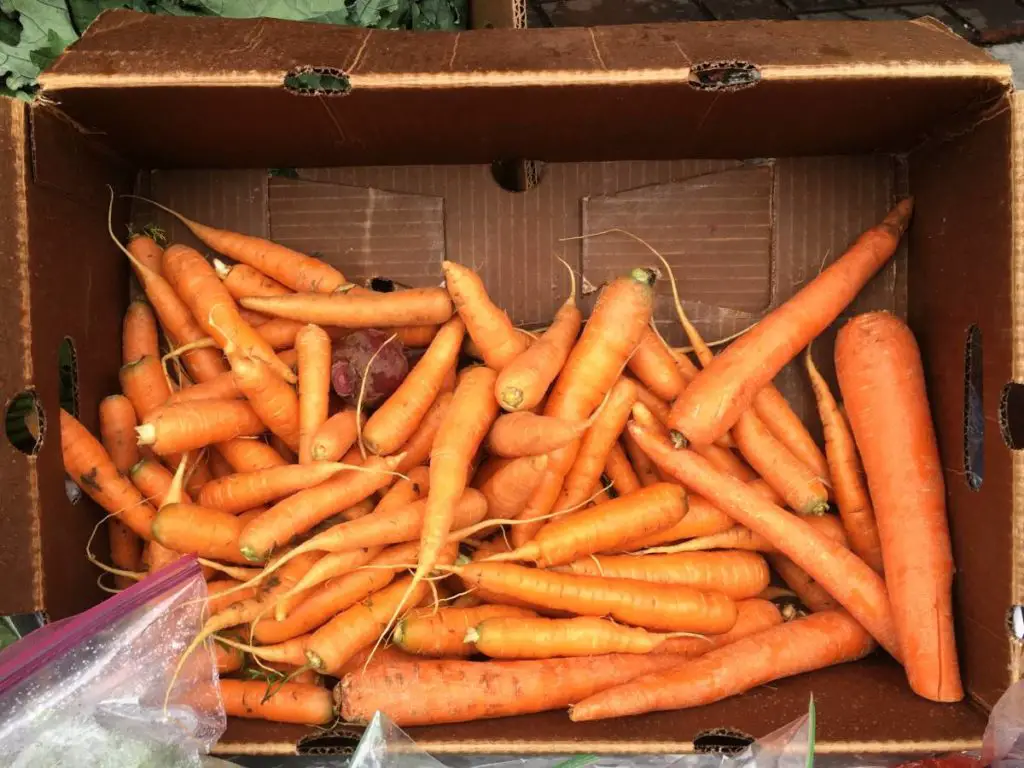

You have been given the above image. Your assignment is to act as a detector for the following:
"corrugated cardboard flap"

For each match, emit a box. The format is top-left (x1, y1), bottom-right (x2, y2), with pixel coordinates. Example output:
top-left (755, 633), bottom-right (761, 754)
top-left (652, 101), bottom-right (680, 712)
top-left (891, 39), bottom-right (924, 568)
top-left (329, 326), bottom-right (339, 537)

top-left (1010, 91), bottom-right (1024, 682)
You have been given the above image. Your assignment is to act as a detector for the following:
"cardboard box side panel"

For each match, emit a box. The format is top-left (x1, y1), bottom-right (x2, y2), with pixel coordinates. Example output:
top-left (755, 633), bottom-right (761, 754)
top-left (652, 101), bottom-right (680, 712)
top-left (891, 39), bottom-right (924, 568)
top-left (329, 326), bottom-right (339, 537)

top-left (908, 102), bottom-right (1016, 709)
top-left (1014, 92), bottom-right (1024, 684)
top-left (41, 78), bottom-right (1003, 169)
top-left (25, 108), bottom-right (136, 619)
top-left (0, 98), bottom-right (43, 614)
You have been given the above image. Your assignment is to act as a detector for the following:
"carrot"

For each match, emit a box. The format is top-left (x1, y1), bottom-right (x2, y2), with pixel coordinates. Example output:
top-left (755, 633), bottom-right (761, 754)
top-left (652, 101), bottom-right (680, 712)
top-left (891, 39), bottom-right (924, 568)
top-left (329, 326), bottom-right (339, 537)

top-left (129, 457), bottom-right (192, 506)
top-left (468, 616), bottom-right (686, 659)
top-left (214, 258), bottom-right (291, 300)
top-left (238, 454), bottom-right (402, 560)
top-left (162, 243), bottom-right (296, 384)
top-left (61, 409), bottom-right (156, 539)
top-left (122, 300), bottom-right (159, 365)
top-left (108, 517), bottom-right (143, 588)
top-left (442, 260), bottom-right (528, 371)
top-left (206, 579), bottom-right (259, 614)
top-left (658, 598), bottom-right (785, 656)
top-left (250, 318), bottom-right (305, 350)
top-left (136, 198), bottom-right (347, 293)
top-left (338, 652), bottom-right (687, 726)
top-left (152, 503), bottom-right (247, 563)
top-left (752, 385), bottom-right (830, 483)
top-left (560, 550), bottom-right (769, 601)
top-left (136, 400), bottom-right (264, 454)
top-left (231, 356), bottom-right (300, 451)
top-left (395, 605), bottom-right (537, 658)
top-left (571, 610), bottom-right (875, 721)
top-left (603, 442), bottom-right (641, 496)
top-left (628, 376), bottom-right (673, 426)
top-left (309, 409), bottom-right (360, 463)
top-left (476, 455), bottom-right (548, 520)
top-left (219, 679), bottom-right (333, 724)
top-left (196, 462), bottom-right (349, 514)
top-left (375, 464), bottom-right (430, 514)
top-left (165, 371), bottom-right (242, 406)
top-left (127, 233), bottom-right (164, 275)
top-left (278, 546), bottom-right (383, 606)
top-left (627, 327), bottom-right (686, 401)
top-left (296, 324), bottom-right (332, 464)
top-left (335, 645), bottom-right (416, 677)
top-left (119, 356), bottom-right (172, 421)
top-left (216, 633), bottom-right (312, 667)
top-left (240, 287), bottom-right (454, 328)
top-left (622, 430), bottom-right (662, 487)
top-left (621, 494), bottom-right (735, 550)
top-left (212, 637), bottom-right (244, 674)
top-left (99, 395), bottom-right (141, 474)
top-left (806, 344), bottom-right (884, 573)
top-left (494, 259), bottom-right (582, 410)
top-left (626, 423), bottom-right (900, 657)
top-left (835, 311), bottom-right (961, 701)
top-left (456, 561), bottom-right (736, 633)
top-left (668, 200), bottom-right (913, 445)
top-left (395, 324), bottom-right (440, 349)
top-left (492, 483), bottom-right (687, 568)
top-left (216, 438), bottom-right (288, 473)
top-left (363, 317), bottom-right (465, 456)
top-left (395, 391), bottom-right (453, 474)
top-left (486, 411), bottom-right (591, 458)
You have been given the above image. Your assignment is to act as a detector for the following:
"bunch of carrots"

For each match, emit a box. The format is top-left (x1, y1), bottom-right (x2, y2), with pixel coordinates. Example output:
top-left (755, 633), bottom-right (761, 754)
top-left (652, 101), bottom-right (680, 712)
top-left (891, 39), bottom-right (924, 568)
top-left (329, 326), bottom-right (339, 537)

top-left (60, 193), bottom-right (962, 730)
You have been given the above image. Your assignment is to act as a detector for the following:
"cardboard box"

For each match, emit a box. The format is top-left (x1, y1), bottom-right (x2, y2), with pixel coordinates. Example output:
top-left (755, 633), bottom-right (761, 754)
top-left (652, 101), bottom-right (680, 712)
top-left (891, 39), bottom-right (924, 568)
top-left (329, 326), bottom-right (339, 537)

top-left (1, 9), bottom-right (1021, 757)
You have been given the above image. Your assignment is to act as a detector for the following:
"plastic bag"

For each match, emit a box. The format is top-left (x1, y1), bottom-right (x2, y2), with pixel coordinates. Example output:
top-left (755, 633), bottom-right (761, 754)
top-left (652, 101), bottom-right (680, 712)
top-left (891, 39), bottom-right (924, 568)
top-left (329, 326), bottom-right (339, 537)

top-left (0, 556), bottom-right (225, 767)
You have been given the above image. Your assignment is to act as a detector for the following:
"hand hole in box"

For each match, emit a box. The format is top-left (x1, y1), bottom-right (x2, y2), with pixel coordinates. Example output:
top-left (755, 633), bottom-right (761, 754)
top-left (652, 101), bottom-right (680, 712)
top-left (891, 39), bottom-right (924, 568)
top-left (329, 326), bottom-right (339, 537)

top-left (1007, 605), bottom-right (1024, 641)
top-left (693, 727), bottom-right (754, 755)
top-left (999, 382), bottom-right (1024, 449)
top-left (4, 390), bottom-right (44, 456)
top-left (688, 61), bottom-right (761, 92)
top-left (963, 324), bottom-right (983, 490)
top-left (491, 159), bottom-right (543, 192)
top-left (283, 67), bottom-right (351, 96)
top-left (58, 337), bottom-right (80, 502)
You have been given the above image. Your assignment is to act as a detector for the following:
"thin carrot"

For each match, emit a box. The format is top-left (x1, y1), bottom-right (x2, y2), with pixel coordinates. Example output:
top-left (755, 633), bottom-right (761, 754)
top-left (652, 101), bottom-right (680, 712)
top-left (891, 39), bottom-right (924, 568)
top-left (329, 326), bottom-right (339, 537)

top-left (752, 385), bottom-right (830, 483)
top-left (374, 465), bottom-right (430, 515)
top-left (363, 317), bottom-right (465, 456)
top-left (622, 430), bottom-right (662, 487)
top-left (108, 518), bottom-right (143, 589)
top-left (337, 653), bottom-right (687, 727)
top-left (220, 680), bottom-right (333, 725)
top-left (395, 605), bottom-right (537, 658)
top-left (241, 287), bottom-right (454, 328)
top-left (658, 598), bottom-right (785, 656)
top-left (216, 438), bottom-right (288, 473)
top-left (296, 324), bottom-right (331, 464)
top-left (206, 579), bottom-right (259, 614)
top-left (212, 638), bottom-right (244, 674)
top-left (197, 462), bottom-right (351, 514)
top-left (494, 258), bottom-right (582, 410)
top-left (628, 376), bottom-right (673, 425)
top-left (806, 343), bottom-right (884, 573)
top-left (486, 411), bottom-right (591, 458)
top-left (214, 258), bottom-right (291, 300)
top-left (119, 356), bottom-right (172, 421)
top-left (455, 562), bottom-right (736, 633)
top-left (165, 371), bottom-right (242, 406)
top-left (231, 356), bottom-right (300, 451)
top-left (129, 457), bottom-right (192, 507)
top-left (309, 409), bottom-right (360, 463)
top-left (122, 300), bottom-right (160, 365)
top-left (835, 311), bottom-right (961, 702)
top-left (215, 633), bottom-right (311, 666)
top-left (570, 610), bottom-right (875, 721)
top-left (394, 390), bottom-right (453, 474)
top-left (127, 233), bottom-right (164, 275)
top-left (152, 503), bottom-right (247, 563)
top-left (621, 494), bottom-right (734, 550)
top-left (476, 455), bottom-right (548, 520)
top-left (627, 327), bottom-right (686, 401)
top-left (626, 423), bottom-right (900, 657)
top-left (560, 550), bottom-right (769, 601)
top-left (395, 324), bottom-right (440, 348)
top-left (668, 200), bottom-right (913, 445)
top-left (251, 318), bottom-right (305, 350)
top-left (442, 260), bottom-right (528, 371)
top-left (136, 400), bottom-right (264, 454)
top-left (60, 409), bottom-right (155, 539)
top-left (134, 197), bottom-right (347, 293)
top-left (276, 546), bottom-right (383, 609)
top-left (468, 616), bottom-right (691, 659)
top-left (99, 395), bottom-right (141, 474)
top-left (603, 442), bottom-right (641, 496)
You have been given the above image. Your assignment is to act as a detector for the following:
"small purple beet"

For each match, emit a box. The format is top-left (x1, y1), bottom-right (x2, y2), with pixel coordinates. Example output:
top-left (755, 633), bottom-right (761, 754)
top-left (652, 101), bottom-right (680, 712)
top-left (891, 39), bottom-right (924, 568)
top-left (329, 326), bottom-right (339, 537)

top-left (331, 329), bottom-right (409, 408)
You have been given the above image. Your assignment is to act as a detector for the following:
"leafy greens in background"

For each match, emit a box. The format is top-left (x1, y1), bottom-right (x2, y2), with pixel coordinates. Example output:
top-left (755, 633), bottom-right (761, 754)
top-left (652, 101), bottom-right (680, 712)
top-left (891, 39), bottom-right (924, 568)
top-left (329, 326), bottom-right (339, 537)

top-left (1, 0), bottom-right (466, 99)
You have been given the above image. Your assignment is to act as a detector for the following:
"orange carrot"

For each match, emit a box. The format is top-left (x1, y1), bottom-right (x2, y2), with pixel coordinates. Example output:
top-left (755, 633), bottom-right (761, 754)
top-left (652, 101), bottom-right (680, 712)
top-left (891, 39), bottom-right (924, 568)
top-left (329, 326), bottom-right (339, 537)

top-left (122, 300), bottom-right (159, 365)
top-left (129, 457), bottom-right (192, 507)
top-left (99, 395), bottom-right (141, 474)
top-left (395, 390), bottom-right (453, 474)
top-left (152, 503), bottom-right (247, 563)
top-left (309, 409), bottom-right (360, 463)
top-left (216, 438), bottom-right (288, 473)
top-left (658, 598), bottom-right (784, 656)
top-left (626, 423), bottom-right (899, 657)
top-left (338, 653), bottom-right (687, 727)
top-left (127, 233), bottom-right (164, 275)
top-left (476, 455), bottom-right (548, 520)
top-left (628, 376), bottom-right (673, 425)
top-left (603, 442), bottom-right (641, 496)
top-left (119, 356), bottom-right (172, 421)
top-left (395, 605), bottom-right (537, 658)
top-left (136, 400), bottom-right (264, 454)
top-left (668, 200), bottom-right (913, 445)
top-left (251, 318), bottom-right (305, 350)
top-left (395, 324), bottom-right (440, 349)
top-left (241, 287), bottom-right (453, 328)
top-left (456, 562), bottom-right (736, 633)
top-left (206, 579), bottom-right (259, 614)
top-left (60, 409), bottom-right (155, 539)
top-left (442, 260), bottom-right (528, 371)
top-left (231, 356), bottom-right (300, 451)
top-left (468, 616), bottom-right (686, 659)
top-left (627, 327), bottom-right (686, 401)
top-left (570, 610), bottom-right (875, 720)
top-left (279, 546), bottom-right (383, 606)
top-left (296, 324), bottom-right (331, 464)
top-left (560, 550), bottom-right (769, 601)
top-left (137, 198), bottom-right (347, 293)
top-left (621, 494), bottom-right (735, 550)
top-left (752, 385), bottom-right (830, 483)
top-left (494, 259), bottom-right (582, 410)
top-left (835, 311), bottom-right (961, 702)
top-left (197, 462), bottom-right (350, 514)
top-left (486, 412), bottom-right (590, 458)
top-left (374, 465), bottom-right (430, 515)
top-left (622, 430), bottom-right (662, 487)
top-left (363, 317), bottom-right (465, 456)
top-left (165, 371), bottom-right (242, 406)
top-left (108, 517), bottom-right (143, 588)
top-left (219, 679), bottom-right (333, 725)
top-left (806, 344), bottom-right (884, 573)
top-left (214, 258), bottom-right (291, 300)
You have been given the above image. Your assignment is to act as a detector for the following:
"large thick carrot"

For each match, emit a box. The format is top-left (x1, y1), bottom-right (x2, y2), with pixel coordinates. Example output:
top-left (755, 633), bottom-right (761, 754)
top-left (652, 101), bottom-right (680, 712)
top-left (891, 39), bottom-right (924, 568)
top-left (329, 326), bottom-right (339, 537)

top-left (162, 244), bottom-right (296, 384)
top-left (240, 287), bottom-right (454, 328)
top-left (136, 400), bottom-right (264, 454)
top-left (835, 311), bottom-right (961, 702)
top-left (456, 561), bottom-right (736, 633)
top-left (60, 409), bottom-right (155, 539)
top-left (215, 438), bottom-right (288, 473)
top-left (137, 198), bottom-right (347, 293)
top-left (627, 327), bottom-right (686, 402)
top-left (122, 300), bottom-right (160, 365)
top-left (806, 344), bottom-right (884, 573)
top-left (442, 260), bottom-right (528, 371)
top-left (668, 200), bottom-right (913, 445)
top-left (571, 610), bottom-right (875, 721)
top-left (337, 653), bottom-right (686, 726)
top-left (620, 494), bottom-right (735, 550)
top-left (219, 680), bottom-right (334, 725)
top-left (238, 454), bottom-right (401, 560)
top-left (486, 411), bottom-right (591, 458)
top-left (494, 260), bottom-right (582, 410)
top-left (231, 356), bottom-right (300, 451)
top-left (395, 605), bottom-right (537, 658)
top-left (363, 317), bottom-right (464, 456)
top-left (492, 483), bottom-right (687, 568)
top-left (560, 550), bottom-right (769, 601)
top-left (309, 409), bottom-right (360, 463)
top-left (476, 455), bottom-right (548, 520)
top-left (626, 423), bottom-right (900, 657)
top-left (152, 503), bottom-right (247, 563)
top-left (468, 616), bottom-right (691, 659)
top-left (295, 324), bottom-right (331, 464)
top-left (214, 258), bottom-right (291, 300)
top-left (197, 462), bottom-right (349, 514)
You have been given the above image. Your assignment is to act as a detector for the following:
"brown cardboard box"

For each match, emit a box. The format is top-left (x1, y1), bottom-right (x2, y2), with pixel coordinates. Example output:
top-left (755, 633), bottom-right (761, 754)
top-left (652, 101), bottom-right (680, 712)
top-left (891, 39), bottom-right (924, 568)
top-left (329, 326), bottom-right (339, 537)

top-left (1, 9), bottom-right (1021, 757)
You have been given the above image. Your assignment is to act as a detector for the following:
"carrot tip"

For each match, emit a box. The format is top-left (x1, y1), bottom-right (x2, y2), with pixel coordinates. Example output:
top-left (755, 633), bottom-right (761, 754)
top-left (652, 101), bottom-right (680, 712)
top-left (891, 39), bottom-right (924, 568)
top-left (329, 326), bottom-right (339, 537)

top-left (805, 501), bottom-right (830, 516)
top-left (135, 424), bottom-right (156, 447)
top-left (212, 258), bottom-right (231, 280)
top-left (239, 545), bottom-right (265, 563)
top-left (630, 267), bottom-right (658, 287)
top-left (668, 430), bottom-right (688, 449)
top-left (463, 627), bottom-right (480, 644)
top-left (306, 650), bottom-right (326, 670)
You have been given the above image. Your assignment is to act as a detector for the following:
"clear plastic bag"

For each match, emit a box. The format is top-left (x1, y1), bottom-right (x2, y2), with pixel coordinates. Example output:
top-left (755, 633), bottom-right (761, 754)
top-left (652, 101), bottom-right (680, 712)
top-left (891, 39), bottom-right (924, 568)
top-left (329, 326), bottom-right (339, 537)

top-left (0, 556), bottom-right (226, 767)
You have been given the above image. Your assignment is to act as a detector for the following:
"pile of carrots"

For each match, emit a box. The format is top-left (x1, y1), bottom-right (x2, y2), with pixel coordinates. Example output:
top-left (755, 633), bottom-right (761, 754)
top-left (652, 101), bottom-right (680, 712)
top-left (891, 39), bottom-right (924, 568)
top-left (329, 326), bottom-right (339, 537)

top-left (60, 193), bottom-right (963, 731)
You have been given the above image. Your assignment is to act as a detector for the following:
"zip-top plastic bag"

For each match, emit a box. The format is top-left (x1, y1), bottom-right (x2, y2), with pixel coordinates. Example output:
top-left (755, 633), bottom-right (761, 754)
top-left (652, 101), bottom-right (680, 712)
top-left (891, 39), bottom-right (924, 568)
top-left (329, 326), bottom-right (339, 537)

top-left (0, 556), bottom-right (225, 767)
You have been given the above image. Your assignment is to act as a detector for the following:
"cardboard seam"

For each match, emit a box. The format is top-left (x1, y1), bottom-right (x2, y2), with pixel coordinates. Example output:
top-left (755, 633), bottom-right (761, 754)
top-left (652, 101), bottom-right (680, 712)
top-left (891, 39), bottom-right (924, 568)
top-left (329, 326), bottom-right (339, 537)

top-left (1011, 92), bottom-right (1024, 684)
